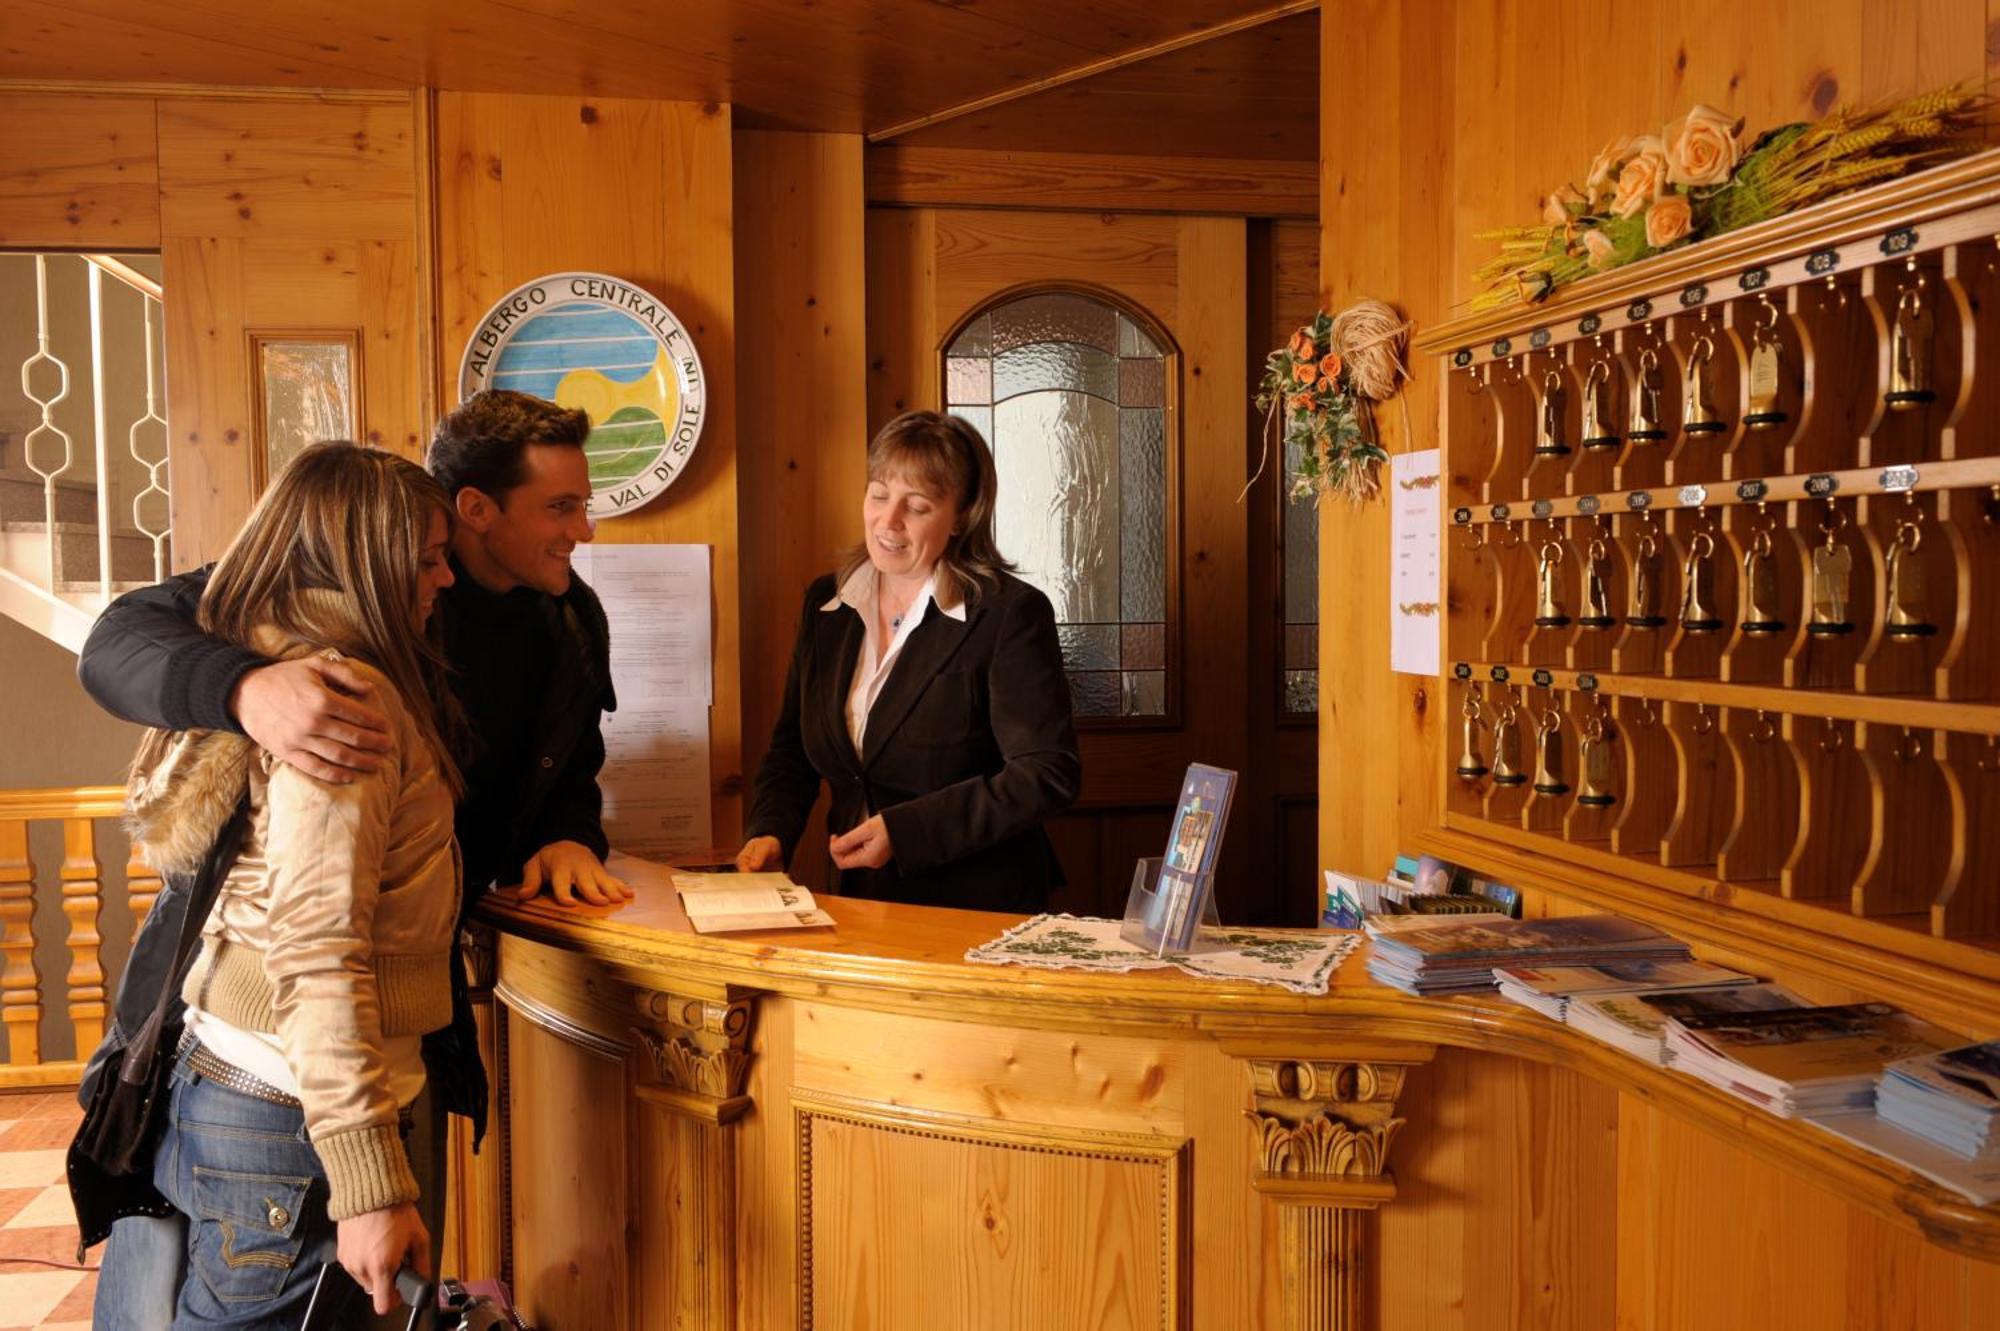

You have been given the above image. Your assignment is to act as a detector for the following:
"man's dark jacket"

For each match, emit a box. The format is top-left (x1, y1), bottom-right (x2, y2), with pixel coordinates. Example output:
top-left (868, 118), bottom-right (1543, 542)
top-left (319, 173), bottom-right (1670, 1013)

top-left (74, 564), bottom-right (616, 1138)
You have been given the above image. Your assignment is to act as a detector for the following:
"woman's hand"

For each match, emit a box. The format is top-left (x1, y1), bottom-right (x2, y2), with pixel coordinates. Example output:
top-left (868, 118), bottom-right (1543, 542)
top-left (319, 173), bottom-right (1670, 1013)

top-left (337, 1201), bottom-right (430, 1315)
top-left (829, 815), bottom-right (894, 870)
top-left (736, 836), bottom-right (783, 873)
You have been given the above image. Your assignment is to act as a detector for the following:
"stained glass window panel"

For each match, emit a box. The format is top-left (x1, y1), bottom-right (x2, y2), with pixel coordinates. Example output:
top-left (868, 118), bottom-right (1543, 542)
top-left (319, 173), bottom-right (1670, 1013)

top-left (1281, 432), bottom-right (1320, 716)
top-left (946, 290), bottom-right (1171, 719)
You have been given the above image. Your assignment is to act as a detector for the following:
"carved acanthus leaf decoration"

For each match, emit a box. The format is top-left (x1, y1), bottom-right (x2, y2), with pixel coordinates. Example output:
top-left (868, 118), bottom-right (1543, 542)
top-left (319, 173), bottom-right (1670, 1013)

top-left (1250, 1110), bottom-right (1405, 1178)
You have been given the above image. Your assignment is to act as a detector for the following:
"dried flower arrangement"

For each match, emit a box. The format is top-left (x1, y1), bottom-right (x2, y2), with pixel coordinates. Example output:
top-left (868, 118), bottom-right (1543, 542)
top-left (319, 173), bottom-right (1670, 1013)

top-left (1255, 301), bottom-right (1410, 505)
top-left (1472, 83), bottom-right (1990, 312)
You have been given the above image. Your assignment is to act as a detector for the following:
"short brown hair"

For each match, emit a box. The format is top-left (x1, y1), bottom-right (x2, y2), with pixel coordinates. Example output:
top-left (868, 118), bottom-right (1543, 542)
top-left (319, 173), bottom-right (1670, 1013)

top-left (836, 411), bottom-right (1015, 610)
top-left (428, 389), bottom-right (591, 504)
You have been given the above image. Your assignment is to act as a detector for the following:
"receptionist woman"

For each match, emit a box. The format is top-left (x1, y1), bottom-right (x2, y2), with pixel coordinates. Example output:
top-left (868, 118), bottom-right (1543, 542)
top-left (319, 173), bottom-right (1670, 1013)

top-left (737, 410), bottom-right (1080, 912)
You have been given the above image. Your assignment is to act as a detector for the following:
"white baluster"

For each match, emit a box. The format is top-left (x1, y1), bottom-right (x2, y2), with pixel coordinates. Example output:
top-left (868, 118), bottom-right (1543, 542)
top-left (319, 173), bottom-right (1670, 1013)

top-left (21, 255), bottom-right (74, 595)
top-left (129, 297), bottom-right (170, 581)
top-left (89, 262), bottom-right (112, 600)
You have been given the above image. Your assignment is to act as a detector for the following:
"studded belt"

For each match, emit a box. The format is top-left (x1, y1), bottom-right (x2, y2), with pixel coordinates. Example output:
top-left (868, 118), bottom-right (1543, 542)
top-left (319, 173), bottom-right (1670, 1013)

top-left (177, 1031), bottom-right (303, 1109)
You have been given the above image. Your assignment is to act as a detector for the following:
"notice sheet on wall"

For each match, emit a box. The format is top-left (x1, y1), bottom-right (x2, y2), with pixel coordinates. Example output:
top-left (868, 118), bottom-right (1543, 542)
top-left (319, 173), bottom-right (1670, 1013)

top-left (1389, 448), bottom-right (1442, 677)
top-left (568, 543), bottom-right (713, 855)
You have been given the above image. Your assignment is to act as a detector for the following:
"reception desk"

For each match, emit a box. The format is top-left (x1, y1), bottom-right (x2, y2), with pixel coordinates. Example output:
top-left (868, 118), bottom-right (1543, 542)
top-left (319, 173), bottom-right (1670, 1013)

top-left (463, 859), bottom-right (1999, 1331)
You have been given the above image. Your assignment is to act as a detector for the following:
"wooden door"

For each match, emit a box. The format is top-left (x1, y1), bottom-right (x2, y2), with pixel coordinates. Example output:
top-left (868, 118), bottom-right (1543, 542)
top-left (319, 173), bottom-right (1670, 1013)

top-left (1243, 220), bottom-right (1323, 924)
top-left (866, 207), bottom-right (1262, 919)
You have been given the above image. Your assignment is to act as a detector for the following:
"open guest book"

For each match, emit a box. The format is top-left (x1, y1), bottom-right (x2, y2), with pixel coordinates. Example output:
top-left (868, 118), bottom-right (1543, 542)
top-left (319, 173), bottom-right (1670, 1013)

top-left (671, 872), bottom-right (836, 933)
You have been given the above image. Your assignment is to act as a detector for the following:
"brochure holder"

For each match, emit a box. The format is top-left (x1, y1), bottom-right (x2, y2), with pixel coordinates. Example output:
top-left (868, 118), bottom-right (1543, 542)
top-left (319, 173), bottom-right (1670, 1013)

top-left (1119, 856), bottom-right (1221, 957)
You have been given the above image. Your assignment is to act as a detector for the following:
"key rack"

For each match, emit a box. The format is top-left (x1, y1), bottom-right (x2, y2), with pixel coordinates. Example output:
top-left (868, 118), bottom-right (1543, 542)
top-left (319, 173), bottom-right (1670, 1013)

top-left (1415, 151), bottom-right (2000, 996)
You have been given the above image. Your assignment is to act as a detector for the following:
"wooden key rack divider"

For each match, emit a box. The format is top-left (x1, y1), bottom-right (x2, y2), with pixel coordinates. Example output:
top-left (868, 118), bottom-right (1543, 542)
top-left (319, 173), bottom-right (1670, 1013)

top-left (1417, 151), bottom-right (2000, 994)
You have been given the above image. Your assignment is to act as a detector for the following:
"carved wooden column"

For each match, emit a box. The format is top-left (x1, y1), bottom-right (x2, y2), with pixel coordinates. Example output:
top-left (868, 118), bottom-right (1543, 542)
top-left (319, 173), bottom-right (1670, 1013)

top-left (629, 988), bottom-right (758, 1331)
top-left (1245, 1055), bottom-right (1428, 1330)
top-left (60, 818), bottom-right (105, 1056)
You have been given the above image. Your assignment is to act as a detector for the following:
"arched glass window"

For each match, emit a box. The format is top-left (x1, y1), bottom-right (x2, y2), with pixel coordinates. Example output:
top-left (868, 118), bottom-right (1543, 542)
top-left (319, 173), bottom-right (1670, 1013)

top-left (944, 290), bottom-right (1171, 720)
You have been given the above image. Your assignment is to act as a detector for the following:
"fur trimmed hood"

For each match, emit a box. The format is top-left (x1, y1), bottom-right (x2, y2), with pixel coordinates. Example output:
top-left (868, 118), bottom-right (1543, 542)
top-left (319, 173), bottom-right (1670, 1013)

top-left (126, 590), bottom-right (370, 876)
top-left (125, 727), bottom-right (255, 877)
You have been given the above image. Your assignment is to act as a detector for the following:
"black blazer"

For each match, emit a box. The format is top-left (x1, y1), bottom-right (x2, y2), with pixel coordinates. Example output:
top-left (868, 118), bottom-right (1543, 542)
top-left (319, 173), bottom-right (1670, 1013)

top-left (746, 569), bottom-right (1081, 913)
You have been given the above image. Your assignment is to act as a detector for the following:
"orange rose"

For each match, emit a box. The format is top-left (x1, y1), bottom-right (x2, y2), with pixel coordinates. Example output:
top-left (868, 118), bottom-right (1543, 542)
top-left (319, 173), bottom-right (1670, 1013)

top-left (1542, 184), bottom-right (1587, 225)
top-left (1289, 328), bottom-right (1317, 360)
top-left (1582, 227), bottom-right (1617, 269)
top-left (1585, 136), bottom-right (1642, 206)
top-left (1319, 352), bottom-right (1344, 383)
top-left (1610, 137), bottom-right (1668, 219)
top-left (1295, 357), bottom-right (1320, 386)
top-left (1288, 392), bottom-right (1315, 413)
top-left (1666, 104), bottom-right (1744, 188)
top-left (1645, 193), bottom-right (1693, 248)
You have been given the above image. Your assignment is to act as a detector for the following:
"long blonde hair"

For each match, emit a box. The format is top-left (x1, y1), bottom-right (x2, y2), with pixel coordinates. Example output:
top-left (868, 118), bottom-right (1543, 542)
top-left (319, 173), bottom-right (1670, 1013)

top-left (836, 411), bottom-right (1015, 610)
top-left (199, 441), bottom-right (465, 792)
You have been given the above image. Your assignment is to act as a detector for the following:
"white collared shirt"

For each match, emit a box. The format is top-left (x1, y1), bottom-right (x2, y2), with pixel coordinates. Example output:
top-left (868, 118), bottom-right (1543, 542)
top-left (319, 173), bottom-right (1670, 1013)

top-left (823, 564), bottom-right (967, 755)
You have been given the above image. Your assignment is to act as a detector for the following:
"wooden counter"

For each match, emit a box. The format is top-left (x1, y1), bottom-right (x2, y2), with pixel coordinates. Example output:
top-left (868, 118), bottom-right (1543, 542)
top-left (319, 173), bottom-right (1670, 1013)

top-left (461, 857), bottom-right (2000, 1331)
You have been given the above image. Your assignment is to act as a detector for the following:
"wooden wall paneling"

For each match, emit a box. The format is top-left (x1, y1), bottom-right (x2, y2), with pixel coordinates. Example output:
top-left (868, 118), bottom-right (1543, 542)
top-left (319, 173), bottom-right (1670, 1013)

top-left (156, 95), bottom-right (421, 565)
top-left (1176, 214), bottom-right (1251, 782)
top-left (160, 235), bottom-right (251, 566)
top-left (156, 99), bottom-right (415, 241)
top-left (733, 130), bottom-right (869, 879)
top-left (797, 1096), bottom-right (1184, 1330)
top-left (1612, 1094), bottom-right (2000, 1331)
top-left (1183, 1038), bottom-right (1261, 1329)
top-left (357, 238), bottom-right (426, 456)
top-left (504, 1015), bottom-right (631, 1331)
top-left (1318, 0), bottom-right (1454, 883)
top-left (435, 93), bottom-right (742, 845)
top-left (866, 146), bottom-right (1318, 218)
top-left (735, 993), bottom-right (797, 1331)
top-left (931, 209), bottom-right (1181, 335)
top-left (0, 93), bottom-right (159, 248)
top-left (862, 206), bottom-right (937, 433)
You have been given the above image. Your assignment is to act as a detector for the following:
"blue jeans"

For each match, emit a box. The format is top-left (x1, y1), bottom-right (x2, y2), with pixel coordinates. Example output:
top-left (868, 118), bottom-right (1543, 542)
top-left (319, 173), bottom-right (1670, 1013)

top-left (94, 1045), bottom-right (417, 1330)
top-left (94, 1049), bottom-right (439, 1330)
top-left (92, 1212), bottom-right (183, 1331)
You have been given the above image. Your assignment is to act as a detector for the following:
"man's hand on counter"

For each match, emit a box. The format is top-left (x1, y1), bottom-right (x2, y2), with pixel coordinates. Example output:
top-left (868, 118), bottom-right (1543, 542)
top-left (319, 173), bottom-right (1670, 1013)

top-left (509, 840), bottom-right (633, 907)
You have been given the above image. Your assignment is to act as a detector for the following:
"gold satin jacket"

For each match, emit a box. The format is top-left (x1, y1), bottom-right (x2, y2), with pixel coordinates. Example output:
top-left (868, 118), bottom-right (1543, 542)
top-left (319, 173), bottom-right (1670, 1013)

top-left (128, 623), bottom-right (459, 1221)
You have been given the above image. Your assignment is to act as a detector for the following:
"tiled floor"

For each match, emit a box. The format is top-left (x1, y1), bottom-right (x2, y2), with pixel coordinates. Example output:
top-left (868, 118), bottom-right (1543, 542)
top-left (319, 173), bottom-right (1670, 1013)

top-left (0, 1091), bottom-right (94, 1330)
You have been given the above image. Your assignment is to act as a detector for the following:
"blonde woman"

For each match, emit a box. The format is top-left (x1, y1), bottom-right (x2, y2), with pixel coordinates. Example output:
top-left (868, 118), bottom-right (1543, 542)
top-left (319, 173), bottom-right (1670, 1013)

top-left (97, 442), bottom-right (463, 1327)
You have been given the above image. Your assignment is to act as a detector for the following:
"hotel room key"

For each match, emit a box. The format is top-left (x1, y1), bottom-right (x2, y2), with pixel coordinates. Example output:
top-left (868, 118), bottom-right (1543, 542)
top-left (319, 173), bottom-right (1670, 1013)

top-left (1629, 348), bottom-right (1666, 441)
top-left (1682, 334), bottom-right (1724, 434)
top-left (1887, 281), bottom-right (1936, 410)
top-left (1457, 685), bottom-right (1489, 779)
top-left (1808, 503), bottom-right (1855, 636)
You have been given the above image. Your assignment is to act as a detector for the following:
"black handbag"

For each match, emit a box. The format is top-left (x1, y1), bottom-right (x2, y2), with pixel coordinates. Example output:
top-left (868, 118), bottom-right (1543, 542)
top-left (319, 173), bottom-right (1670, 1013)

top-left (66, 797), bottom-right (252, 1251)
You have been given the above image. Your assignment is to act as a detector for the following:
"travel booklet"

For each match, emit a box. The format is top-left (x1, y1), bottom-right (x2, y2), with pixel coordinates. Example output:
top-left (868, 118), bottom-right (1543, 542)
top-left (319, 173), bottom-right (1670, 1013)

top-left (1493, 959), bottom-right (1757, 1021)
top-left (1365, 914), bottom-right (1689, 995)
top-left (1120, 763), bottom-right (1236, 954)
top-left (1565, 983), bottom-right (1806, 1065)
top-left (672, 872), bottom-right (836, 933)
top-left (1876, 1041), bottom-right (2000, 1158)
top-left (1662, 1002), bottom-right (1958, 1118)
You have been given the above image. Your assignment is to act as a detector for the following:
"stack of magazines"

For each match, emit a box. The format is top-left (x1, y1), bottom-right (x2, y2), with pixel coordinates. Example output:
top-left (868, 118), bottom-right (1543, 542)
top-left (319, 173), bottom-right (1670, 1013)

top-left (1875, 1041), bottom-right (2000, 1157)
top-left (1366, 915), bottom-right (1690, 996)
top-left (1493, 959), bottom-right (1756, 1021)
top-left (1566, 983), bottom-right (1805, 1065)
top-left (1662, 1002), bottom-right (1957, 1119)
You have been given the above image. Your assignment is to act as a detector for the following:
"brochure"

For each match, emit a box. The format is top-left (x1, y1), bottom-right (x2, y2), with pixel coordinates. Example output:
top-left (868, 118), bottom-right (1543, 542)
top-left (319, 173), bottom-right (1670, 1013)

top-left (672, 872), bottom-right (836, 933)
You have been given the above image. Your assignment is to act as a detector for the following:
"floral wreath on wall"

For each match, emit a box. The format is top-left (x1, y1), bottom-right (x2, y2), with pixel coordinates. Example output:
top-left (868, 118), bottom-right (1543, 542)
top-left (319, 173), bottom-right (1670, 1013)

top-left (1472, 83), bottom-right (1989, 313)
top-left (1254, 301), bottom-right (1410, 506)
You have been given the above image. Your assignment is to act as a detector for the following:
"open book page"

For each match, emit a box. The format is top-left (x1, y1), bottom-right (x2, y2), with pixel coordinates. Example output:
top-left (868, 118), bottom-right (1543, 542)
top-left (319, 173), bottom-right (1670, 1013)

top-left (672, 872), bottom-right (836, 933)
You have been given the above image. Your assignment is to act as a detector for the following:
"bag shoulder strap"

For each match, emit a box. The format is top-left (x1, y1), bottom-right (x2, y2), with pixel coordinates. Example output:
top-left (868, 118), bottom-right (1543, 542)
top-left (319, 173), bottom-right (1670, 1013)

top-left (118, 796), bottom-right (253, 1086)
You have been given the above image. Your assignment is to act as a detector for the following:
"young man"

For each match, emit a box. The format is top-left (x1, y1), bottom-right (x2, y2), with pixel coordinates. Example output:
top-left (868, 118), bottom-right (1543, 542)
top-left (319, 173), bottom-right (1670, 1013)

top-left (78, 391), bottom-right (631, 1325)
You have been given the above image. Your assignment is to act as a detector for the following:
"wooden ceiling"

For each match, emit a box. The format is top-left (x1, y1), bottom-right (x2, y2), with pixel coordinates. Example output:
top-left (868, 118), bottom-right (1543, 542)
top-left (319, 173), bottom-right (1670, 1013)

top-left (0, 0), bottom-right (1316, 160)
